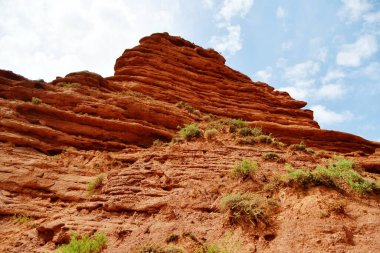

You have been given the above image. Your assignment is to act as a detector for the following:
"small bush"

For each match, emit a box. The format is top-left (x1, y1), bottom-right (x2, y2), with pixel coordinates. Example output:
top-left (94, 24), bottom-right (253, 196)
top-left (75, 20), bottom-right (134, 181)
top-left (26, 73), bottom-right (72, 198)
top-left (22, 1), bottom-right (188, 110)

top-left (227, 119), bottom-right (247, 133)
top-left (238, 127), bottom-right (262, 137)
top-left (55, 232), bottom-right (107, 253)
top-left (205, 129), bottom-right (218, 140)
top-left (178, 124), bottom-right (202, 140)
top-left (256, 134), bottom-right (272, 144)
top-left (13, 214), bottom-right (33, 223)
top-left (250, 127), bottom-right (262, 137)
top-left (87, 174), bottom-right (105, 196)
top-left (229, 119), bottom-right (247, 128)
top-left (262, 152), bottom-right (279, 161)
top-left (231, 158), bottom-right (259, 179)
top-left (221, 193), bottom-right (276, 226)
top-left (238, 127), bottom-right (252, 137)
top-left (31, 97), bottom-right (42, 104)
top-left (290, 141), bottom-right (314, 154)
top-left (57, 82), bottom-right (81, 88)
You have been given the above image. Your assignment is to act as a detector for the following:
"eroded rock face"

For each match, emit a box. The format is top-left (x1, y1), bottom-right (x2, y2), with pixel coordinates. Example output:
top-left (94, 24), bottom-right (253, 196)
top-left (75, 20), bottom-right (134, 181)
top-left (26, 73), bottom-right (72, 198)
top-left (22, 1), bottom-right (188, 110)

top-left (0, 32), bottom-right (379, 154)
top-left (0, 70), bottom-right (193, 154)
top-left (111, 32), bottom-right (379, 153)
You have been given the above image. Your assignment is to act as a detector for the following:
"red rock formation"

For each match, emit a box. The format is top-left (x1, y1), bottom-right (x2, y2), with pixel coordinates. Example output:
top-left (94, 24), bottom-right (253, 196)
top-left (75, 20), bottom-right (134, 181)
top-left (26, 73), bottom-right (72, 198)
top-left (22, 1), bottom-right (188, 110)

top-left (111, 32), bottom-right (379, 153)
top-left (0, 70), bottom-right (193, 154)
top-left (1, 33), bottom-right (379, 153)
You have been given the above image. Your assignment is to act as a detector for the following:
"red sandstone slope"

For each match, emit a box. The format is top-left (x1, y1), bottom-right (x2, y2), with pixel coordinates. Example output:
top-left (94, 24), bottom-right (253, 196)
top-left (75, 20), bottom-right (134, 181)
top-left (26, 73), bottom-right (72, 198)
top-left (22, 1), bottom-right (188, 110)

top-left (1, 32), bottom-right (378, 154)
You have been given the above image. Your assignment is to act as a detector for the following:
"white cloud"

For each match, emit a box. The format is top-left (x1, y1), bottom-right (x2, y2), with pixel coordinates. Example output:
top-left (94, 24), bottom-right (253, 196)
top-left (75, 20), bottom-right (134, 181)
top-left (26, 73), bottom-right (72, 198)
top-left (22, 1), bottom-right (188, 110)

top-left (210, 25), bottom-right (242, 55)
top-left (336, 34), bottom-right (378, 67)
top-left (217, 0), bottom-right (254, 22)
top-left (316, 84), bottom-right (346, 99)
top-left (210, 0), bottom-right (254, 56)
top-left (322, 69), bottom-right (346, 83)
top-left (279, 61), bottom-right (348, 101)
top-left (202, 0), bottom-right (214, 8)
top-left (0, 0), bottom-right (188, 80)
top-left (281, 41), bottom-right (293, 50)
top-left (364, 11), bottom-right (380, 23)
top-left (276, 6), bottom-right (286, 19)
top-left (316, 47), bottom-right (328, 62)
top-left (278, 61), bottom-right (320, 100)
top-left (339, 0), bottom-right (372, 22)
top-left (254, 67), bottom-right (272, 82)
top-left (311, 105), bottom-right (354, 125)
top-left (279, 86), bottom-right (310, 100)
top-left (284, 60), bottom-right (320, 86)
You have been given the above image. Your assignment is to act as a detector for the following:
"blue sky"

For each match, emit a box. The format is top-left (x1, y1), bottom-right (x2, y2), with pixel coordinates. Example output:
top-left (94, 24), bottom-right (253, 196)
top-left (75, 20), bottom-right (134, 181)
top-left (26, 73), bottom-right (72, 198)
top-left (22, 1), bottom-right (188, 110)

top-left (1, 0), bottom-right (379, 141)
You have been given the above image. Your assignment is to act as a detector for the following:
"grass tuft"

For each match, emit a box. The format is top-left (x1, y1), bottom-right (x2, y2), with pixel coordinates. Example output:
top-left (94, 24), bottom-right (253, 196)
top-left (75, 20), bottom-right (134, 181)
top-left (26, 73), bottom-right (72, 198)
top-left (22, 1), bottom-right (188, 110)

top-left (55, 232), bottom-right (107, 253)
top-left (271, 156), bottom-right (377, 193)
top-left (231, 158), bottom-right (259, 179)
top-left (221, 193), bottom-right (277, 226)
top-left (178, 124), bottom-right (202, 140)
top-left (205, 129), bottom-right (219, 140)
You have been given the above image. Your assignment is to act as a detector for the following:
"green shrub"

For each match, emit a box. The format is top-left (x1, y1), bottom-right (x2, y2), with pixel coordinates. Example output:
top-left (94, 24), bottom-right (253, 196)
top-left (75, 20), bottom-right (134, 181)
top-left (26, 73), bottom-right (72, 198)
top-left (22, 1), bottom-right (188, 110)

top-left (31, 97), bottom-right (42, 104)
top-left (256, 134), bottom-right (272, 144)
top-left (238, 127), bottom-right (262, 137)
top-left (229, 119), bottom-right (247, 128)
top-left (221, 193), bottom-right (276, 226)
top-left (231, 158), bottom-right (259, 179)
top-left (178, 124), bottom-right (202, 140)
top-left (279, 157), bottom-right (377, 193)
top-left (205, 129), bottom-right (218, 140)
top-left (55, 232), bottom-right (107, 253)
top-left (227, 119), bottom-right (247, 133)
top-left (238, 127), bottom-right (252, 137)
top-left (87, 174), bottom-right (105, 196)
top-left (262, 152), bottom-right (279, 161)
